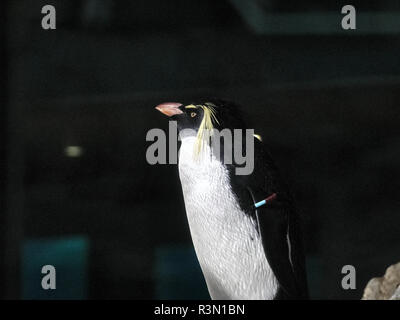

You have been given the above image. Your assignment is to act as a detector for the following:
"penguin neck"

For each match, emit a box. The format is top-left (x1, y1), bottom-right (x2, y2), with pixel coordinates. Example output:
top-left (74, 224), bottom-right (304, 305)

top-left (178, 135), bottom-right (228, 186)
top-left (179, 136), bottom-right (217, 164)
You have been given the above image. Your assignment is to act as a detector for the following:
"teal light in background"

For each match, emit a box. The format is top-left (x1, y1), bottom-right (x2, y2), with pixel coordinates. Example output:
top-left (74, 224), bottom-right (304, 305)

top-left (22, 236), bottom-right (89, 300)
top-left (154, 244), bottom-right (209, 299)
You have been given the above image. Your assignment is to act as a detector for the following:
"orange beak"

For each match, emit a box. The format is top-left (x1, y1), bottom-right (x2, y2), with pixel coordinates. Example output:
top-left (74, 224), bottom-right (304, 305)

top-left (155, 102), bottom-right (183, 117)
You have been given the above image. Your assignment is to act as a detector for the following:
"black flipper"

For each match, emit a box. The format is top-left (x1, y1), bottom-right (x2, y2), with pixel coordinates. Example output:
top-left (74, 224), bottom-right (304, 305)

top-left (247, 187), bottom-right (298, 299)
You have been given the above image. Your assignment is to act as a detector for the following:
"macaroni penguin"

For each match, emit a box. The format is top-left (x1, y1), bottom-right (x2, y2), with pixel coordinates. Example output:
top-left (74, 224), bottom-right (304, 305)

top-left (155, 99), bottom-right (308, 300)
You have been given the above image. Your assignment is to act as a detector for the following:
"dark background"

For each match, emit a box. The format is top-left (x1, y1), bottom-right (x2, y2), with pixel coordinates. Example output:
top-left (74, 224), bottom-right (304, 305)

top-left (1, 0), bottom-right (400, 299)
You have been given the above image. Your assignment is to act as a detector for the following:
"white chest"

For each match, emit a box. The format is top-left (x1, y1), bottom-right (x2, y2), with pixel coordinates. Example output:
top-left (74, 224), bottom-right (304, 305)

top-left (178, 137), bottom-right (278, 300)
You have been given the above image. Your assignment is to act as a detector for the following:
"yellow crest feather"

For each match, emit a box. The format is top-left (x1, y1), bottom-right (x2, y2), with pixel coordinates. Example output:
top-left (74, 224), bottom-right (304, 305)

top-left (194, 104), bottom-right (219, 156)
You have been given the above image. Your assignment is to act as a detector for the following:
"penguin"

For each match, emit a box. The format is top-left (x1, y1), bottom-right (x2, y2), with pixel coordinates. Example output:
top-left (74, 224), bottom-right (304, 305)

top-left (155, 99), bottom-right (309, 300)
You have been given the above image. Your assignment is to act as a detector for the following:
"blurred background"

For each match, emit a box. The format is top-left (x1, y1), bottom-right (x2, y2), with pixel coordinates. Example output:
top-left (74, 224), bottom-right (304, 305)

top-left (1, 0), bottom-right (400, 299)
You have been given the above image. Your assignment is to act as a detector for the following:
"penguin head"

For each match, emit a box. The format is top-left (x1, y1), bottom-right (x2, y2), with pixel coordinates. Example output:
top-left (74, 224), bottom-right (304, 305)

top-left (155, 99), bottom-right (246, 133)
top-left (155, 99), bottom-right (248, 155)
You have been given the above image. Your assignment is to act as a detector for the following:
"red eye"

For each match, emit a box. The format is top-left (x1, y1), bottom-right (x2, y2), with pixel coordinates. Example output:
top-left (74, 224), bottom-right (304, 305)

top-left (190, 112), bottom-right (197, 118)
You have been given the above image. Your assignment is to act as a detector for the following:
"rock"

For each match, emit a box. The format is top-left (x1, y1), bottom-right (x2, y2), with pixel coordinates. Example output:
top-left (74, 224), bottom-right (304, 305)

top-left (362, 262), bottom-right (400, 300)
top-left (390, 286), bottom-right (400, 300)
top-left (362, 277), bottom-right (383, 300)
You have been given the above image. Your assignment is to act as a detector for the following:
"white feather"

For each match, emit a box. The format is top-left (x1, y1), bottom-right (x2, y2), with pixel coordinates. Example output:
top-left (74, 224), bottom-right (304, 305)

top-left (178, 136), bottom-right (278, 300)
